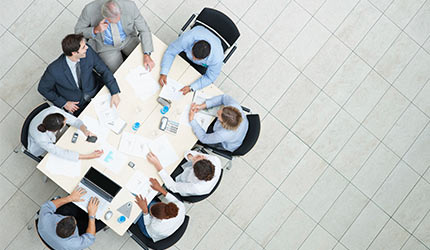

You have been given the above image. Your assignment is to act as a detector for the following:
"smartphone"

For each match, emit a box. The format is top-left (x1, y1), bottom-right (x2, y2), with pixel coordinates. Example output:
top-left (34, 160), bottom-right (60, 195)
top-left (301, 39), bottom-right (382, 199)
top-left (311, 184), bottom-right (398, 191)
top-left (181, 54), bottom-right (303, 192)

top-left (71, 132), bottom-right (79, 143)
top-left (86, 135), bottom-right (98, 143)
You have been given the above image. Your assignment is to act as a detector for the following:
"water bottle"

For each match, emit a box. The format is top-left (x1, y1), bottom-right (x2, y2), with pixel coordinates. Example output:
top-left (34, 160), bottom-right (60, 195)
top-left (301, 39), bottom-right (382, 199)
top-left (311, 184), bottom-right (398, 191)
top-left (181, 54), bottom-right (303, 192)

top-left (132, 122), bottom-right (140, 132)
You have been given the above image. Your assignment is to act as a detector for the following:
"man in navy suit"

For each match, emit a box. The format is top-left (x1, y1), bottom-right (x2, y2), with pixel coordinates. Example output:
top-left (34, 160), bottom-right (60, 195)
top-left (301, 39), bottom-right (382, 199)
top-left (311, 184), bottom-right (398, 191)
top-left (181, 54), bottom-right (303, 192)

top-left (38, 34), bottom-right (121, 116)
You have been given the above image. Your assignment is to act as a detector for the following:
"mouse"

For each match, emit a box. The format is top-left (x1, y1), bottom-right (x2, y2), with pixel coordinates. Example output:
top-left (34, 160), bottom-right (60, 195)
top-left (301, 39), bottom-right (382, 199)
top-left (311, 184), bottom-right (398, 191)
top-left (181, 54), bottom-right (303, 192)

top-left (104, 211), bottom-right (113, 220)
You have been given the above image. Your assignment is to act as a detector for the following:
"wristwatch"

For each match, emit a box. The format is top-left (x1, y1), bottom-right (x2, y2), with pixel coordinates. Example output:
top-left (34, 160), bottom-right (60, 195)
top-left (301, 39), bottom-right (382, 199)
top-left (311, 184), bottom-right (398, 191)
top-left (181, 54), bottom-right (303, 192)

top-left (144, 52), bottom-right (151, 56)
top-left (89, 215), bottom-right (96, 220)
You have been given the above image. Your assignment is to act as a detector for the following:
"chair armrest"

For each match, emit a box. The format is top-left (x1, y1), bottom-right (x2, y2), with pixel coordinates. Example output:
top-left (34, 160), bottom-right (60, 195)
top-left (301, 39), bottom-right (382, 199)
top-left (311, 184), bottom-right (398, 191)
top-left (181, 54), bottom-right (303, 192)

top-left (179, 14), bottom-right (197, 36)
top-left (241, 106), bottom-right (251, 113)
top-left (223, 45), bottom-right (237, 63)
top-left (23, 150), bottom-right (42, 162)
top-left (207, 147), bottom-right (233, 160)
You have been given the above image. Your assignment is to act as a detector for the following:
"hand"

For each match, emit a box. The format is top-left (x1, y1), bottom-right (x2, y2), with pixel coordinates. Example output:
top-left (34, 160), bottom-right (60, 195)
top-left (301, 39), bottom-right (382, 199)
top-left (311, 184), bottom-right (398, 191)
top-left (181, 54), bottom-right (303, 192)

top-left (147, 152), bottom-right (162, 171)
top-left (64, 101), bottom-right (80, 113)
top-left (149, 178), bottom-right (163, 193)
top-left (94, 19), bottom-right (109, 34)
top-left (189, 107), bottom-right (196, 122)
top-left (83, 130), bottom-right (96, 137)
top-left (180, 86), bottom-right (191, 95)
top-left (191, 103), bottom-right (205, 112)
top-left (143, 54), bottom-right (155, 72)
top-left (88, 150), bottom-right (103, 159)
top-left (87, 197), bottom-right (100, 217)
top-left (110, 93), bottom-right (120, 108)
top-left (68, 187), bottom-right (86, 202)
top-left (134, 194), bottom-right (148, 214)
top-left (159, 74), bottom-right (167, 86)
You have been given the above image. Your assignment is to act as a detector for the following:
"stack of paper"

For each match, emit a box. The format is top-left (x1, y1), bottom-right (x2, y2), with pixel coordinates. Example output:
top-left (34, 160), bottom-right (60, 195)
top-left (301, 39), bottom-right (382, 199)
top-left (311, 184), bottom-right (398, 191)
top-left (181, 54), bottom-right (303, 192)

top-left (148, 135), bottom-right (179, 167)
top-left (126, 65), bottom-right (160, 101)
top-left (118, 132), bottom-right (152, 157)
top-left (46, 154), bottom-right (81, 177)
top-left (159, 77), bottom-right (184, 102)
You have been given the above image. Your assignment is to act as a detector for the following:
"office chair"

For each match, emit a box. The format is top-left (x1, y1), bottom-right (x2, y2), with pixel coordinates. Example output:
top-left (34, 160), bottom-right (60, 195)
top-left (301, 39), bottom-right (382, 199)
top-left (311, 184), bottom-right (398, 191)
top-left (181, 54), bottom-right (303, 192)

top-left (128, 216), bottom-right (190, 250)
top-left (178, 7), bottom-right (240, 74)
top-left (198, 107), bottom-right (261, 170)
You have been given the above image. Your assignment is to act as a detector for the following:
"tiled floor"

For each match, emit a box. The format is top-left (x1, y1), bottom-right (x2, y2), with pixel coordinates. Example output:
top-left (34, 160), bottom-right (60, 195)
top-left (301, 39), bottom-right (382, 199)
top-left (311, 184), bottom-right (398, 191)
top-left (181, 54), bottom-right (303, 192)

top-left (0, 0), bottom-right (429, 249)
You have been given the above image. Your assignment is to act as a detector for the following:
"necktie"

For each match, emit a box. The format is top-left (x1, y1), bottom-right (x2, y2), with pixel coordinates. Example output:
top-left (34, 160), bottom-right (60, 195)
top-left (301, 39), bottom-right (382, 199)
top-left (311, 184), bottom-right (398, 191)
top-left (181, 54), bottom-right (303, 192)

top-left (111, 23), bottom-right (121, 47)
top-left (76, 62), bottom-right (82, 89)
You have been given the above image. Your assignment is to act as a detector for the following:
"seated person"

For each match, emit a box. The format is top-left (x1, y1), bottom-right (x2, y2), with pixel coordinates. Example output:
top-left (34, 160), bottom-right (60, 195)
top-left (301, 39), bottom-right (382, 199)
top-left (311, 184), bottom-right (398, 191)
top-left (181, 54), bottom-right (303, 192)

top-left (75, 0), bottom-right (155, 72)
top-left (189, 94), bottom-right (249, 152)
top-left (147, 151), bottom-right (221, 196)
top-left (159, 25), bottom-right (224, 95)
top-left (28, 105), bottom-right (103, 161)
top-left (38, 187), bottom-right (103, 250)
top-left (134, 178), bottom-right (185, 242)
top-left (38, 33), bottom-right (120, 116)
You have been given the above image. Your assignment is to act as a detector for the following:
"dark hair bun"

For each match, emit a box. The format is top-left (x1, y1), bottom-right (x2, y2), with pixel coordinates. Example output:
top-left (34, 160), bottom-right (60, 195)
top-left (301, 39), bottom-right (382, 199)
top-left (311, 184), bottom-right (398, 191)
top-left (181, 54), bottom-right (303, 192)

top-left (37, 124), bottom-right (47, 132)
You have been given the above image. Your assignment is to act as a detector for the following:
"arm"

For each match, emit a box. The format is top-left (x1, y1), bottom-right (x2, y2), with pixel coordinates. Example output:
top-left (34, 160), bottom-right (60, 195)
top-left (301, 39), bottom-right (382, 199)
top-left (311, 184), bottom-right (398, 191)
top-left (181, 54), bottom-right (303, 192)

top-left (52, 187), bottom-right (86, 209)
top-left (90, 46), bottom-right (120, 95)
top-left (159, 169), bottom-right (198, 196)
top-left (74, 6), bottom-right (95, 39)
top-left (38, 70), bottom-right (68, 108)
top-left (86, 197), bottom-right (99, 236)
top-left (190, 120), bottom-right (225, 145)
top-left (160, 31), bottom-right (195, 76)
top-left (190, 61), bottom-right (223, 91)
top-left (132, 4), bottom-right (153, 53)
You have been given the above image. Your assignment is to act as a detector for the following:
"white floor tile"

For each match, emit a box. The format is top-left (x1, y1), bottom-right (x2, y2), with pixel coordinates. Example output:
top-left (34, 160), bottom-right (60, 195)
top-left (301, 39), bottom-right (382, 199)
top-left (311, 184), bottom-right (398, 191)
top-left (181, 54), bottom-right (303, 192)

top-left (335, 0), bottom-right (381, 49)
top-left (14, 84), bottom-right (46, 119)
top-left (245, 191), bottom-right (295, 246)
top-left (297, 0), bottom-right (327, 14)
top-left (320, 184), bottom-right (369, 240)
top-left (0, 151), bottom-right (37, 188)
top-left (0, 173), bottom-right (17, 209)
top-left (0, 0), bottom-right (33, 28)
top-left (240, 95), bottom-right (268, 119)
top-left (0, 98), bottom-right (11, 122)
top-left (89, 226), bottom-right (129, 250)
top-left (355, 15), bottom-right (401, 67)
top-left (369, 0), bottom-right (395, 12)
top-left (5, 223), bottom-right (45, 250)
top-left (352, 143), bottom-right (400, 198)
top-left (213, 2), bottom-right (240, 24)
top-left (265, 207), bottom-right (316, 250)
top-left (194, 215), bottom-right (242, 250)
top-left (283, 18), bottom-right (331, 71)
top-left (220, 0), bottom-right (256, 18)
top-left (139, 5), bottom-right (163, 34)
top-left (367, 219), bottom-right (410, 250)
top-left (0, 31), bottom-right (27, 79)
top-left (20, 170), bottom-right (59, 206)
top-left (219, 77), bottom-right (247, 103)
top-left (299, 225), bottom-right (337, 250)
top-left (315, 0), bottom-right (359, 32)
top-left (340, 201), bottom-right (389, 250)
top-left (0, 110), bottom-right (23, 164)
top-left (385, 0), bottom-right (426, 28)
top-left (373, 161), bottom-right (420, 215)
top-left (230, 232), bottom-right (263, 250)
top-left (402, 236), bottom-right (429, 250)
top-left (393, 178), bottom-right (430, 232)
top-left (145, 0), bottom-right (183, 22)
top-left (154, 23), bottom-right (178, 46)
top-left (414, 81), bottom-right (430, 116)
top-left (414, 211), bottom-right (430, 247)
top-left (405, 0), bottom-right (430, 45)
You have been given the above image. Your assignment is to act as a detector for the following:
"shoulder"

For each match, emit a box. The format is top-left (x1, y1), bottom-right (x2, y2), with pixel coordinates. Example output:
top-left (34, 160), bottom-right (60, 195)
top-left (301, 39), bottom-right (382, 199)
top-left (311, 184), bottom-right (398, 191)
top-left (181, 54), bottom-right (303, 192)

top-left (47, 55), bottom-right (66, 71)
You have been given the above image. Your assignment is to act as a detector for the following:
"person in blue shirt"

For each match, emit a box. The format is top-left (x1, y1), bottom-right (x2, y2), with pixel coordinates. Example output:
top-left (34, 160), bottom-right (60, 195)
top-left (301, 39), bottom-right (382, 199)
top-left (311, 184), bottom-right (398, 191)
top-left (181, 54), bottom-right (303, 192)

top-left (38, 187), bottom-right (103, 250)
top-left (159, 25), bottom-right (224, 95)
top-left (189, 94), bottom-right (249, 152)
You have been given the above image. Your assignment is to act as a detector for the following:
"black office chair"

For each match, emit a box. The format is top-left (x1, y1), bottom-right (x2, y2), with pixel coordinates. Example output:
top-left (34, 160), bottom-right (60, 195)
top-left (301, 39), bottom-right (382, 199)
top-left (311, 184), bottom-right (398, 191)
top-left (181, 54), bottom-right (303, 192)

top-left (34, 217), bottom-right (54, 250)
top-left (128, 216), bottom-right (190, 250)
top-left (199, 108), bottom-right (261, 170)
top-left (178, 7), bottom-right (240, 74)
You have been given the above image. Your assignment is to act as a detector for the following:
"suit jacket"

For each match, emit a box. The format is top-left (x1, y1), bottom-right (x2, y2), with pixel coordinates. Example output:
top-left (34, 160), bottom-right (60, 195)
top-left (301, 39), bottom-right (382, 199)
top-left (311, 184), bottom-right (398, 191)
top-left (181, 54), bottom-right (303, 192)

top-left (38, 45), bottom-right (120, 108)
top-left (75, 0), bottom-right (153, 54)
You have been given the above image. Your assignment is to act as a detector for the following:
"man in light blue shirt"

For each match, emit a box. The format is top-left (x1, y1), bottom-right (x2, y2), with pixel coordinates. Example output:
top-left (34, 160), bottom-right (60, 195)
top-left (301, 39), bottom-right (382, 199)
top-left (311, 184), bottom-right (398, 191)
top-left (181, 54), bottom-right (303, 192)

top-left (38, 187), bottom-right (101, 250)
top-left (189, 94), bottom-right (249, 152)
top-left (159, 25), bottom-right (224, 95)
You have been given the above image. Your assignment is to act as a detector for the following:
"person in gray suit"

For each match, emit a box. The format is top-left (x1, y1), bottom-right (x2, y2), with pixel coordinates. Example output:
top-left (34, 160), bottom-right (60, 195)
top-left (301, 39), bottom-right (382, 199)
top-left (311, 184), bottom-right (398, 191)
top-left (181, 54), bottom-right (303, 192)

top-left (75, 0), bottom-right (154, 72)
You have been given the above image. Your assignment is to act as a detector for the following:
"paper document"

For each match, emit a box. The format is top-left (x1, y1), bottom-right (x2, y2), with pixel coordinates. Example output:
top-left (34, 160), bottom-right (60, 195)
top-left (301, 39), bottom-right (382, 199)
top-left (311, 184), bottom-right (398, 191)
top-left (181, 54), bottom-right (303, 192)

top-left (193, 94), bottom-right (219, 117)
top-left (126, 171), bottom-right (151, 198)
top-left (97, 144), bottom-right (127, 174)
top-left (159, 77), bottom-right (184, 102)
top-left (93, 94), bottom-right (126, 134)
top-left (126, 65), bottom-right (160, 101)
top-left (194, 112), bottom-right (214, 131)
top-left (78, 115), bottom-right (109, 142)
top-left (46, 154), bottom-right (81, 177)
top-left (118, 132), bottom-right (152, 157)
top-left (148, 135), bottom-right (179, 167)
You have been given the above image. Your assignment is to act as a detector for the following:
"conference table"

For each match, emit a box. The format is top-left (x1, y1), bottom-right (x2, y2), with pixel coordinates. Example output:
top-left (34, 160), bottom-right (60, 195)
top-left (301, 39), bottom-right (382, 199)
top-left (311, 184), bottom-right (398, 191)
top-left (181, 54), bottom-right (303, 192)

top-left (36, 34), bottom-right (223, 236)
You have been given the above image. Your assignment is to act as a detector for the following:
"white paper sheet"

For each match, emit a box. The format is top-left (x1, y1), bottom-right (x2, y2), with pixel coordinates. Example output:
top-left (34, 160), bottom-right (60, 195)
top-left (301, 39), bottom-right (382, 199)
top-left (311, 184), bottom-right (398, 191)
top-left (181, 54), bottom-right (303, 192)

top-left (118, 132), bottom-right (152, 157)
top-left (126, 65), bottom-right (160, 101)
top-left (46, 154), bottom-right (81, 177)
top-left (126, 170), bottom-right (150, 197)
top-left (148, 135), bottom-right (179, 168)
top-left (193, 93), bottom-right (219, 117)
top-left (97, 144), bottom-right (127, 174)
top-left (159, 77), bottom-right (184, 102)
top-left (93, 94), bottom-right (118, 124)
top-left (78, 115), bottom-right (109, 142)
top-left (180, 104), bottom-right (191, 127)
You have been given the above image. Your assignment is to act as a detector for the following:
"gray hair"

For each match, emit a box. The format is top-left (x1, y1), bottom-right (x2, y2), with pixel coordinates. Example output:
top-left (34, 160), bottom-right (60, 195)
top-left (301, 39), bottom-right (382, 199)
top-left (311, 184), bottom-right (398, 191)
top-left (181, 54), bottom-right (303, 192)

top-left (101, 0), bottom-right (121, 19)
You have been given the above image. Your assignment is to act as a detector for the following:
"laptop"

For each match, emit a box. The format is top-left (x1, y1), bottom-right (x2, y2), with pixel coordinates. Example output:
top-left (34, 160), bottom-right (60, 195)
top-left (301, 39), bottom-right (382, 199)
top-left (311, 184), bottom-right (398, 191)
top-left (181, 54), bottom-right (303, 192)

top-left (74, 167), bottom-right (122, 219)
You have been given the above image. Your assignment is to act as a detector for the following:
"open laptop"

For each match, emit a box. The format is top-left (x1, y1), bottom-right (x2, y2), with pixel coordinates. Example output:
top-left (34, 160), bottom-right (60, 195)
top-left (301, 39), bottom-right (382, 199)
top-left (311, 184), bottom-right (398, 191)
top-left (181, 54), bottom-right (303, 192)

top-left (74, 167), bottom-right (122, 219)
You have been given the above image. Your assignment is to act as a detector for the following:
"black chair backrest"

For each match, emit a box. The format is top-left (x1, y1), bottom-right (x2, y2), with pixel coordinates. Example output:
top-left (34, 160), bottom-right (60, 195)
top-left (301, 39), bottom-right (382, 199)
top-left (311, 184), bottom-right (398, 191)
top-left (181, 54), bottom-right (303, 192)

top-left (181, 169), bottom-right (224, 203)
top-left (21, 103), bottom-right (50, 149)
top-left (35, 218), bottom-right (55, 250)
top-left (129, 216), bottom-right (190, 250)
top-left (233, 114), bottom-right (260, 156)
top-left (193, 8), bottom-right (240, 52)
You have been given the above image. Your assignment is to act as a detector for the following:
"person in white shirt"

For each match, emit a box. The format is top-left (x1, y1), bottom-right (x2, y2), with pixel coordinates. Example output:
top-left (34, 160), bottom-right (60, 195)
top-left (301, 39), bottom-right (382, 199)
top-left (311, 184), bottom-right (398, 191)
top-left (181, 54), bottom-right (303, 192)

top-left (134, 178), bottom-right (185, 242)
top-left (147, 151), bottom-right (221, 197)
top-left (28, 106), bottom-right (103, 161)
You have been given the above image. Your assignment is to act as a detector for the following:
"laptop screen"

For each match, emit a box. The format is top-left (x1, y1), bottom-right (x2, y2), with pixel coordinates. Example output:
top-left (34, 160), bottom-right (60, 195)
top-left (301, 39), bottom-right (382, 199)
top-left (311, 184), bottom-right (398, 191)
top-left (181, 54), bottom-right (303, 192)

top-left (84, 167), bottom-right (121, 198)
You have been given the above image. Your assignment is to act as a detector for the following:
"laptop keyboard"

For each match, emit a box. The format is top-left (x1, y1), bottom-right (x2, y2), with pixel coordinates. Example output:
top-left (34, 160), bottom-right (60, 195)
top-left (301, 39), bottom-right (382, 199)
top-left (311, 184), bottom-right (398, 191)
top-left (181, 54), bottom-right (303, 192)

top-left (73, 183), bottom-right (109, 219)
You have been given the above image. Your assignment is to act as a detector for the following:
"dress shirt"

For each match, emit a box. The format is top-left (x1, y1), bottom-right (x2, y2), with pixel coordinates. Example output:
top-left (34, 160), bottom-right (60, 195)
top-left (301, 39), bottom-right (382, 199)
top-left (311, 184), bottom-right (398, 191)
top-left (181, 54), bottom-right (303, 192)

top-left (102, 20), bottom-right (127, 46)
top-left (190, 95), bottom-right (249, 152)
top-left (38, 201), bottom-right (95, 250)
top-left (27, 106), bottom-right (84, 161)
top-left (65, 57), bottom-right (80, 88)
top-left (160, 26), bottom-right (224, 91)
top-left (143, 193), bottom-right (185, 242)
top-left (158, 150), bottom-right (222, 196)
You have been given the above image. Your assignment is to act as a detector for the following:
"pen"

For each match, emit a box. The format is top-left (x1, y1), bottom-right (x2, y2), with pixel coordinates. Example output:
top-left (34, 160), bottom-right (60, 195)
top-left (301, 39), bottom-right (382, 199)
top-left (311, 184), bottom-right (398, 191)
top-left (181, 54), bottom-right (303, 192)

top-left (131, 192), bottom-right (137, 197)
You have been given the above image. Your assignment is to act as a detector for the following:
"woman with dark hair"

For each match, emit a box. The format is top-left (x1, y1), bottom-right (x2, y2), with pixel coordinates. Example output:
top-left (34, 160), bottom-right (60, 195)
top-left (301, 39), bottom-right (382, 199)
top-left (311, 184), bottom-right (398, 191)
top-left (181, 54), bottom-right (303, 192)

top-left (147, 150), bottom-right (221, 196)
top-left (135, 178), bottom-right (185, 242)
top-left (28, 106), bottom-right (103, 161)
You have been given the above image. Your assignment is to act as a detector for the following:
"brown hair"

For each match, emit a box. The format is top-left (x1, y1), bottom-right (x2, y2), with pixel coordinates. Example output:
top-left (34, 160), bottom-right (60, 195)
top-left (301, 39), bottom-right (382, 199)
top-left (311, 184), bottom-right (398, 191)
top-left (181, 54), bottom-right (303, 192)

top-left (150, 202), bottom-right (178, 220)
top-left (193, 159), bottom-right (215, 181)
top-left (62, 34), bottom-right (84, 56)
top-left (220, 106), bottom-right (242, 130)
top-left (56, 216), bottom-right (76, 238)
top-left (37, 113), bottom-right (65, 133)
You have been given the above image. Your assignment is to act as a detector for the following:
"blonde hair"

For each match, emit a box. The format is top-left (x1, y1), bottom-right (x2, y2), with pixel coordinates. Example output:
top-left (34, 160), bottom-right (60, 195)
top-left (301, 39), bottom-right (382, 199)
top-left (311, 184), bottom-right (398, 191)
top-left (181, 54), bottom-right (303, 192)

top-left (220, 106), bottom-right (242, 130)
